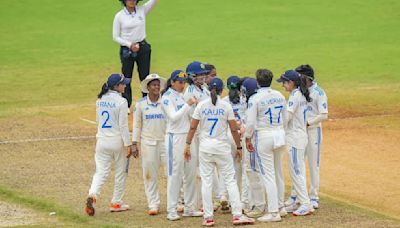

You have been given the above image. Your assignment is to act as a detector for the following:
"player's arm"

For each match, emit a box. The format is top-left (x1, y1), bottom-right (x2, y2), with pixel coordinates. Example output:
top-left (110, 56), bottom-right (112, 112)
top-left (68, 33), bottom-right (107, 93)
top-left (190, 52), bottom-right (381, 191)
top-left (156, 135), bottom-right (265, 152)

top-left (244, 98), bottom-right (257, 152)
top-left (162, 97), bottom-right (193, 122)
top-left (185, 118), bottom-right (200, 161)
top-left (308, 94), bottom-right (328, 126)
top-left (227, 105), bottom-right (243, 161)
top-left (131, 102), bottom-right (142, 158)
top-left (118, 101), bottom-right (133, 156)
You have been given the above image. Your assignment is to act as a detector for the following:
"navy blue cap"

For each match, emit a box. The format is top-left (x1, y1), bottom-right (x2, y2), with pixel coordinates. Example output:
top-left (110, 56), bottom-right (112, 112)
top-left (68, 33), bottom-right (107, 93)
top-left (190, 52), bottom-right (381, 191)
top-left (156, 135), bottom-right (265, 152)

top-left (209, 78), bottom-right (224, 91)
top-left (227, 76), bottom-right (241, 90)
top-left (107, 73), bottom-right (131, 88)
top-left (170, 70), bottom-right (187, 81)
top-left (186, 61), bottom-right (209, 76)
top-left (276, 70), bottom-right (301, 83)
top-left (242, 78), bottom-right (258, 92)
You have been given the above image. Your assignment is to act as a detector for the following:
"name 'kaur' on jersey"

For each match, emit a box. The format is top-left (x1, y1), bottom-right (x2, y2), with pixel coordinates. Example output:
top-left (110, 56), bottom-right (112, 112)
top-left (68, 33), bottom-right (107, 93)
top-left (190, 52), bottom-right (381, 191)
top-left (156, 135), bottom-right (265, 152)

top-left (202, 108), bottom-right (225, 116)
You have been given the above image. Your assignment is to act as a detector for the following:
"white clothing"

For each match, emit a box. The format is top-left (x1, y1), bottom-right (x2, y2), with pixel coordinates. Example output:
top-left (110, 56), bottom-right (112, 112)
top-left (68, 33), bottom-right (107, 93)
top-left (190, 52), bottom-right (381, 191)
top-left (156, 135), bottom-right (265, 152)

top-left (96, 91), bottom-right (131, 147)
top-left (286, 89), bottom-right (308, 149)
top-left (307, 82), bottom-right (328, 129)
top-left (132, 95), bottom-right (166, 142)
top-left (288, 146), bottom-right (310, 205)
top-left (112, 0), bottom-right (158, 47)
top-left (306, 127), bottom-right (322, 200)
top-left (162, 88), bottom-right (191, 134)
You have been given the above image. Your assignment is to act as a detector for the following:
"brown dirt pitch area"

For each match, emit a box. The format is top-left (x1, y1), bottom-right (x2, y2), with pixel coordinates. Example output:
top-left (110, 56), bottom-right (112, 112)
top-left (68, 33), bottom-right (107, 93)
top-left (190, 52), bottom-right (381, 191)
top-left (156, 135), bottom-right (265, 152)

top-left (0, 104), bottom-right (399, 227)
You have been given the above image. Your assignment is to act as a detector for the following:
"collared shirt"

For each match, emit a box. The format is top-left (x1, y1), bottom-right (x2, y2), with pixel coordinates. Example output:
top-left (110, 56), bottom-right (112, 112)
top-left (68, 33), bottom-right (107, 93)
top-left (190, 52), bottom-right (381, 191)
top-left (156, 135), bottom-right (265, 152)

top-left (132, 95), bottom-right (166, 142)
top-left (112, 0), bottom-right (158, 47)
top-left (244, 87), bottom-right (286, 138)
top-left (286, 88), bottom-right (308, 149)
top-left (161, 88), bottom-right (191, 134)
top-left (96, 90), bottom-right (131, 146)
top-left (192, 97), bottom-right (235, 155)
top-left (307, 82), bottom-right (328, 128)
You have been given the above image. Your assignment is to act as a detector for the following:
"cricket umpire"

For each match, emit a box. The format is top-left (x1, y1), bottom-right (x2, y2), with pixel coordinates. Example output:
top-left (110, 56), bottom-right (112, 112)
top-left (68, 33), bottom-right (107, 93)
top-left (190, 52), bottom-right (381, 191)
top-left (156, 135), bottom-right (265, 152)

top-left (113, 0), bottom-right (158, 107)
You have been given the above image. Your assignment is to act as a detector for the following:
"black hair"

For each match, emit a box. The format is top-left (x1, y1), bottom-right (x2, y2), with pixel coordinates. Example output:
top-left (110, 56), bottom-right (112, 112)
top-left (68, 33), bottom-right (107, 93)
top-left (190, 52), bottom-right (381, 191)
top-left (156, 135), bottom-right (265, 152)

top-left (119, 0), bottom-right (142, 6)
top-left (228, 87), bottom-right (240, 104)
top-left (256, 69), bottom-right (273, 87)
top-left (294, 74), bottom-right (312, 102)
top-left (161, 78), bottom-right (172, 95)
top-left (205, 64), bottom-right (216, 72)
top-left (187, 76), bottom-right (195, 85)
top-left (210, 87), bottom-right (222, 106)
top-left (245, 90), bottom-right (257, 104)
top-left (98, 83), bottom-right (109, 99)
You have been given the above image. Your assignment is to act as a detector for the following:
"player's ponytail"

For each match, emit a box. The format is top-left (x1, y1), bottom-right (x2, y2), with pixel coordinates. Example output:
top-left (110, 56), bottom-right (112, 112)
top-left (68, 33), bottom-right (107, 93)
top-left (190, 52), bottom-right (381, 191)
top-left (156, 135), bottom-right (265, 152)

top-left (162, 79), bottom-right (172, 95)
top-left (296, 74), bottom-right (311, 102)
top-left (229, 88), bottom-right (240, 104)
top-left (211, 88), bottom-right (218, 106)
top-left (97, 83), bottom-right (109, 99)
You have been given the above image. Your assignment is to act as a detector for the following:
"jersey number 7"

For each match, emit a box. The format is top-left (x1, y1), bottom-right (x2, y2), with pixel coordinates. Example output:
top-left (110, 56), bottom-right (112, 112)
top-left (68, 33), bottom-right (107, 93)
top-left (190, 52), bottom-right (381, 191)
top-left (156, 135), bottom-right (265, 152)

top-left (207, 118), bottom-right (218, 136)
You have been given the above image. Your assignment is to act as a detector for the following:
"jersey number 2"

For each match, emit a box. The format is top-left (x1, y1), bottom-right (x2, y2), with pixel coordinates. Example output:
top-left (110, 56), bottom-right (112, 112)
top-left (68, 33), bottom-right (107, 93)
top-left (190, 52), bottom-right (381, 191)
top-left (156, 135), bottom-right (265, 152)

top-left (101, 111), bottom-right (112, 128)
top-left (208, 118), bottom-right (219, 136)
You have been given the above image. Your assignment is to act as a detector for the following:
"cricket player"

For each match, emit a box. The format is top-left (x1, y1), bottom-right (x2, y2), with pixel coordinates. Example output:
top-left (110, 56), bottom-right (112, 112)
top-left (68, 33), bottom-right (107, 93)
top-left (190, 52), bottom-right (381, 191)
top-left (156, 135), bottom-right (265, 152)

top-left (161, 70), bottom-right (202, 221)
top-left (277, 70), bottom-right (314, 216)
top-left (85, 73), bottom-right (132, 216)
top-left (185, 78), bottom-right (255, 226)
top-left (132, 73), bottom-right (167, 216)
top-left (245, 69), bottom-right (287, 222)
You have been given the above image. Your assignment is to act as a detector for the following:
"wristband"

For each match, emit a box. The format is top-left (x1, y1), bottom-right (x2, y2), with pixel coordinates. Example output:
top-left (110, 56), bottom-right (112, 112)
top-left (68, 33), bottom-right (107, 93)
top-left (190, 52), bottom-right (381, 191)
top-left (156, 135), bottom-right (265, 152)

top-left (186, 142), bottom-right (191, 145)
top-left (237, 146), bottom-right (242, 150)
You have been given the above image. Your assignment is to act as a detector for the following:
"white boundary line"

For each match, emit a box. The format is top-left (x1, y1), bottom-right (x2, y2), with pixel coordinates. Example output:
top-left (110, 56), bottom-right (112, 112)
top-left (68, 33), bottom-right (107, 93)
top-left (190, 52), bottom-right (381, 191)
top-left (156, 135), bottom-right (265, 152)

top-left (0, 136), bottom-right (95, 145)
top-left (79, 117), bottom-right (97, 125)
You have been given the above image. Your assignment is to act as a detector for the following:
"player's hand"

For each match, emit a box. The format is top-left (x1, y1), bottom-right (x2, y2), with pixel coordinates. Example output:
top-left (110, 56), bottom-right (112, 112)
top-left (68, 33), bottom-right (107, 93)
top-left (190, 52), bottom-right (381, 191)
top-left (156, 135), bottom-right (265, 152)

top-left (245, 138), bottom-right (254, 152)
top-left (127, 145), bottom-right (133, 158)
top-left (184, 144), bottom-right (191, 161)
top-left (130, 43), bottom-right (140, 52)
top-left (131, 144), bottom-right (140, 158)
top-left (235, 149), bottom-right (242, 162)
top-left (187, 97), bottom-right (197, 106)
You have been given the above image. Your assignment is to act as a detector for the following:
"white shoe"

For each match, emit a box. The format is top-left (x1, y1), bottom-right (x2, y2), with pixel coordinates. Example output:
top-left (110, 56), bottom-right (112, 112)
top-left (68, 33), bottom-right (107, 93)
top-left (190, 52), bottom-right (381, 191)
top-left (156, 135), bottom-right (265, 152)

top-left (285, 203), bottom-right (299, 213)
top-left (257, 213), bottom-right (282, 222)
top-left (284, 196), bottom-right (297, 206)
top-left (293, 204), bottom-right (314, 216)
top-left (182, 210), bottom-right (203, 217)
top-left (279, 207), bottom-right (288, 217)
top-left (311, 199), bottom-right (319, 209)
top-left (109, 203), bottom-right (129, 212)
top-left (167, 212), bottom-right (181, 221)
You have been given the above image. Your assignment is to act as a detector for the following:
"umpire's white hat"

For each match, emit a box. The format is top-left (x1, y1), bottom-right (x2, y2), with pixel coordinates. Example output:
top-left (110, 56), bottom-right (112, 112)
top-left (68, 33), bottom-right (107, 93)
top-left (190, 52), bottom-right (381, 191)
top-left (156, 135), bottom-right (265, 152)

top-left (140, 73), bottom-right (166, 93)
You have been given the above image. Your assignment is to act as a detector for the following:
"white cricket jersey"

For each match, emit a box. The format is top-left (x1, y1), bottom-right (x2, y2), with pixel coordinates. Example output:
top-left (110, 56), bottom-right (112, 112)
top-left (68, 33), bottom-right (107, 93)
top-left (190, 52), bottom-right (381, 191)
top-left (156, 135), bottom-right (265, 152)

top-left (222, 96), bottom-right (247, 122)
top-left (161, 88), bottom-right (191, 134)
top-left (112, 0), bottom-right (158, 47)
top-left (286, 89), bottom-right (308, 149)
top-left (307, 82), bottom-right (328, 128)
top-left (96, 91), bottom-right (131, 146)
top-left (244, 87), bottom-right (286, 138)
top-left (192, 98), bottom-right (235, 155)
top-left (132, 95), bottom-right (166, 142)
top-left (184, 84), bottom-right (210, 117)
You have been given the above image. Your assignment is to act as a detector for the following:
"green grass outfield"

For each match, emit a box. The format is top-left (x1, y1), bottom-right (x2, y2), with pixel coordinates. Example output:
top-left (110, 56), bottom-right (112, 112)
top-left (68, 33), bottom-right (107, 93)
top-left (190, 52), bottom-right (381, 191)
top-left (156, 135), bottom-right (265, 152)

top-left (0, 0), bottom-right (399, 116)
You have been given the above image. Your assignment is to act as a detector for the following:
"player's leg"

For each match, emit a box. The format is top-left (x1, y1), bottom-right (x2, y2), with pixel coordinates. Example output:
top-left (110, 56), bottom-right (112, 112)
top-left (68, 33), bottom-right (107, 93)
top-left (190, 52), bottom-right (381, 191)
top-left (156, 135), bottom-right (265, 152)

top-left (141, 139), bottom-right (161, 214)
top-left (287, 146), bottom-right (313, 216)
top-left (273, 146), bottom-right (287, 216)
top-left (166, 133), bottom-right (184, 220)
top-left (110, 138), bottom-right (129, 212)
top-left (86, 138), bottom-right (113, 215)
top-left (199, 152), bottom-right (216, 223)
top-left (183, 135), bottom-right (202, 216)
top-left (306, 127), bottom-right (322, 208)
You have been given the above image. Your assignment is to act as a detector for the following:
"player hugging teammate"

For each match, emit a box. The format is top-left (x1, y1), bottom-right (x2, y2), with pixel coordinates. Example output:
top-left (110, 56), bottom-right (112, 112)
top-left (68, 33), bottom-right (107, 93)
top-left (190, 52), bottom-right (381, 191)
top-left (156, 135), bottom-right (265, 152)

top-left (85, 63), bottom-right (328, 226)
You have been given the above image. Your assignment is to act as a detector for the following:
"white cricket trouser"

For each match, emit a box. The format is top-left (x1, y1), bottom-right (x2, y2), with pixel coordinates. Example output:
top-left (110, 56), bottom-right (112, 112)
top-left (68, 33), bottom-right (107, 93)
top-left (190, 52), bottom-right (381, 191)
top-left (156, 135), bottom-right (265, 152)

top-left (141, 138), bottom-right (166, 209)
top-left (199, 151), bottom-right (242, 218)
top-left (254, 131), bottom-right (280, 213)
top-left (166, 133), bottom-right (198, 213)
top-left (306, 127), bottom-right (322, 200)
top-left (273, 146), bottom-right (285, 208)
top-left (288, 146), bottom-right (310, 205)
top-left (88, 136), bottom-right (128, 204)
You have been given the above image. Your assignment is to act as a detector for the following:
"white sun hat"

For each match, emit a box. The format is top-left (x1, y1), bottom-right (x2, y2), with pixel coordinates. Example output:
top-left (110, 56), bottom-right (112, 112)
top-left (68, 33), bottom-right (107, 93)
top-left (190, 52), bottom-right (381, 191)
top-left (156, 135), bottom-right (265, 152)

top-left (140, 73), bottom-right (166, 93)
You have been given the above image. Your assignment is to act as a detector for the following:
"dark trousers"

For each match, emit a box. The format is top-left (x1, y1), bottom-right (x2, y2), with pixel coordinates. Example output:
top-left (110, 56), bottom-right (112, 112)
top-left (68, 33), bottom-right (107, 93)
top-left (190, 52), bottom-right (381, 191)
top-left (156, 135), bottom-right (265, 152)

top-left (120, 41), bottom-right (151, 107)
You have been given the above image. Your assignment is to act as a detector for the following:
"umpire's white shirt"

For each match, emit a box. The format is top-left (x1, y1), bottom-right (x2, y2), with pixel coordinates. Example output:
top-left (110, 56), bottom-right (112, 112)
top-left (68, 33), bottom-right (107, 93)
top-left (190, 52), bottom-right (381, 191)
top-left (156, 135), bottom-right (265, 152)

top-left (286, 89), bottom-right (308, 149)
top-left (132, 95), bottom-right (166, 142)
top-left (96, 90), bottom-right (131, 146)
top-left (192, 98), bottom-right (235, 155)
top-left (307, 82), bottom-right (328, 129)
top-left (161, 88), bottom-right (191, 134)
top-left (113, 0), bottom-right (158, 47)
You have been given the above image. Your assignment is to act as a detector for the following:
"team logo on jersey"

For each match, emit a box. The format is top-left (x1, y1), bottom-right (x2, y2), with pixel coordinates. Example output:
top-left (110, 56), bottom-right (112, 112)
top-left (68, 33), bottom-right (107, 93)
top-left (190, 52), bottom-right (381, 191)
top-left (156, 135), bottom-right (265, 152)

top-left (145, 107), bottom-right (149, 111)
top-left (288, 101), bottom-right (293, 107)
top-left (323, 103), bottom-right (327, 109)
top-left (248, 102), bottom-right (253, 108)
top-left (164, 100), bottom-right (169, 106)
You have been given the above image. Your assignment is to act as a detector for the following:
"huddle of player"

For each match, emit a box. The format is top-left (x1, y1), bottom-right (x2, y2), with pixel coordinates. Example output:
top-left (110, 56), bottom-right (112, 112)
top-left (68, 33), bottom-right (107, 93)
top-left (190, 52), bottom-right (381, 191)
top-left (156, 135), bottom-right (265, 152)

top-left (85, 61), bottom-right (328, 227)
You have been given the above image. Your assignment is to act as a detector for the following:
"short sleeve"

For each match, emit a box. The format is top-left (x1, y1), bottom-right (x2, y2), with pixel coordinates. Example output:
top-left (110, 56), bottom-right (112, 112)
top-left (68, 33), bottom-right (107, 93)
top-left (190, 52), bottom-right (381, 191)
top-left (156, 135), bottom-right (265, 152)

top-left (287, 92), bottom-right (299, 113)
top-left (192, 103), bottom-right (201, 120)
top-left (226, 103), bottom-right (235, 121)
top-left (317, 94), bottom-right (328, 114)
